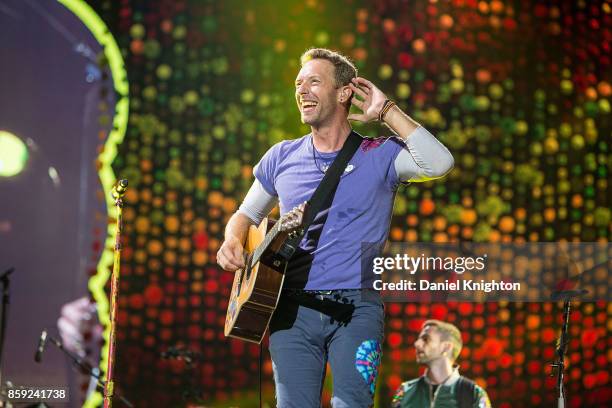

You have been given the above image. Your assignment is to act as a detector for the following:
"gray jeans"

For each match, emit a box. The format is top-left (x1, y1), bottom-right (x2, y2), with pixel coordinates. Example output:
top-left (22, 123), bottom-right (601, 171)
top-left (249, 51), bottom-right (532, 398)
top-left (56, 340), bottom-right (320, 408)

top-left (269, 289), bottom-right (384, 408)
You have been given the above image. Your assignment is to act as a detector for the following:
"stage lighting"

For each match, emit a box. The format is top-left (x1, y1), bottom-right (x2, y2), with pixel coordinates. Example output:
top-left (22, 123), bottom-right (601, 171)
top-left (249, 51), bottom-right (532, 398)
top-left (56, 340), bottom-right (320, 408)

top-left (0, 130), bottom-right (28, 177)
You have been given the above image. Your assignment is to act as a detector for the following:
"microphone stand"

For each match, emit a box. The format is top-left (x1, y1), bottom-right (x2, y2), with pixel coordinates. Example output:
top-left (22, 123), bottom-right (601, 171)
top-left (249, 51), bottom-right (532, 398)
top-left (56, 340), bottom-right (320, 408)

top-left (0, 268), bottom-right (14, 392)
top-left (104, 179), bottom-right (128, 408)
top-left (550, 290), bottom-right (586, 408)
top-left (36, 333), bottom-right (133, 407)
top-left (551, 300), bottom-right (570, 408)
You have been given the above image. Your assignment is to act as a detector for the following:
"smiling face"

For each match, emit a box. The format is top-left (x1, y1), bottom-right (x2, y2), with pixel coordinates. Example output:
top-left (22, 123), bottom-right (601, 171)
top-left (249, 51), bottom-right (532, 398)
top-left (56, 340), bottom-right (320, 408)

top-left (295, 59), bottom-right (345, 127)
top-left (414, 325), bottom-right (450, 365)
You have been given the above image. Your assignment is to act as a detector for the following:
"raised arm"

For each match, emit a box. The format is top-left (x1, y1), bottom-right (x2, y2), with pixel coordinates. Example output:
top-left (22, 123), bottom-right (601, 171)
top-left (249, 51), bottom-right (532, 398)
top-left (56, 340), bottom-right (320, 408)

top-left (348, 77), bottom-right (454, 182)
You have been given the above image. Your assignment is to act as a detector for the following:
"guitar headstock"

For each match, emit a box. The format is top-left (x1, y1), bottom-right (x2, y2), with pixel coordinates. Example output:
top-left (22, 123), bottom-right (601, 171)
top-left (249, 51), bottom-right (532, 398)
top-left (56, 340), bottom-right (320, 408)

top-left (279, 202), bottom-right (306, 232)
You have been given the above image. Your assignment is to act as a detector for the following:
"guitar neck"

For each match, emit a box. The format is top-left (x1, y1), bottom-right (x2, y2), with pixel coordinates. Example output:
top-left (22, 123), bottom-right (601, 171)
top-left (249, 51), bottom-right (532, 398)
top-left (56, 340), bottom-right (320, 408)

top-left (251, 220), bottom-right (282, 265)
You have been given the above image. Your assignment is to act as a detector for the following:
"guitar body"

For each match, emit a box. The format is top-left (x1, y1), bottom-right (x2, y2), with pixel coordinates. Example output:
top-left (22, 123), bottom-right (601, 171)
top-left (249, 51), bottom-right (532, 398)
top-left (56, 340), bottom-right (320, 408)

top-left (224, 217), bottom-right (289, 343)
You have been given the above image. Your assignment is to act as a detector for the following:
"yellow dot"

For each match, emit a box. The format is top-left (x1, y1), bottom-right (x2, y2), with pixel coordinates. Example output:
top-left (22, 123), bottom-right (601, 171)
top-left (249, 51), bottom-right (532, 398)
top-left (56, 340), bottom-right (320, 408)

top-left (378, 64), bottom-right (393, 80)
top-left (396, 83), bottom-right (411, 99)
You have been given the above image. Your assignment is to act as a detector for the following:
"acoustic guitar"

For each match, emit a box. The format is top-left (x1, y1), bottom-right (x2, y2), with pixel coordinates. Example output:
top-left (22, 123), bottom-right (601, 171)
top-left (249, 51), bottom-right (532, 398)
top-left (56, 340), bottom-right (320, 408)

top-left (224, 205), bottom-right (305, 343)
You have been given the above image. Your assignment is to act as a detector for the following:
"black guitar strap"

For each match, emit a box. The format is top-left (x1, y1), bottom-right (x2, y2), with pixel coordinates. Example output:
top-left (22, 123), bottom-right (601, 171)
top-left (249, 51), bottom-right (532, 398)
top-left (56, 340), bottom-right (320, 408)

top-left (278, 131), bottom-right (362, 260)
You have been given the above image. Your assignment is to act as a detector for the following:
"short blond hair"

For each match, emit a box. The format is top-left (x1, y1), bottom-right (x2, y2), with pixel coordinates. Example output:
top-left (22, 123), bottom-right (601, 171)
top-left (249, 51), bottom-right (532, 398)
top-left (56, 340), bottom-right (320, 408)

top-left (423, 320), bottom-right (463, 361)
top-left (300, 48), bottom-right (357, 87)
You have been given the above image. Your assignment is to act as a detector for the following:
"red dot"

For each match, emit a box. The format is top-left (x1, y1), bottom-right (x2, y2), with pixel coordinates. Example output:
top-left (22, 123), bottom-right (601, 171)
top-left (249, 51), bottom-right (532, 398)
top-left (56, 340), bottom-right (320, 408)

top-left (188, 325), bottom-right (201, 339)
top-left (205, 280), bottom-right (219, 293)
top-left (160, 310), bottom-right (174, 325)
top-left (430, 304), bottom-right (447, 320)
top-left (190, 295), bottom-right (201, 306)
top-left (482, 338), bottom-right (504, 357)
top-left (388, 332), bottom-right (402, 348)
top-left (499, 354), bottom-right (512, 368)
top-left (541, 328), bottom-right (556, 343)
top-left (144, 285), bottom-right (163, 305)
top-left (458, 303), bottom-right (473, 315)
top-left (595, 370), bottom-right (609, 386)
top-left (193, 231), bottom-right (208, 249)
top-left (129, 294), bottom-right (144, 309)
top-left (408, 318), bottom-right (426, 332)
top-left (583, 374), bottom-right (597, 389)
top-left (527, 361), bottom-right (541, 375)
top-left (581, 329), bottom-right (598, 347)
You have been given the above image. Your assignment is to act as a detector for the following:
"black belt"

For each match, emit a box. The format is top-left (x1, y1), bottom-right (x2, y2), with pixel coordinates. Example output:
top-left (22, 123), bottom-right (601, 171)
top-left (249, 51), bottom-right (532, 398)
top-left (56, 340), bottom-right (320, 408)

top-left (282, 288), bottom-right (366, 296)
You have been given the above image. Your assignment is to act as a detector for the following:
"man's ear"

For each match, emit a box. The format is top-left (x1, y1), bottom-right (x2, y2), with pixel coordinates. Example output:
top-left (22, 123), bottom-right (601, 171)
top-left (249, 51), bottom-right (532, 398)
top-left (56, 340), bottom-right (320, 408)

top-left (339, 85), bottom-right (352, 103)
top-left (443, 341), bottom-right (453, 357)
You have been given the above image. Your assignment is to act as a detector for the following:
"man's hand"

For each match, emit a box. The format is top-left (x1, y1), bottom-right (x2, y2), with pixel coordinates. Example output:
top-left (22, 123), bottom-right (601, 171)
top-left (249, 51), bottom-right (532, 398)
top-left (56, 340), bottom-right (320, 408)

top-left (216, 235), bottom-right (246, 272)
top-left (57, 297), bottom-right (102, 358)
top-left (348, 77), bottom-right (388, 123)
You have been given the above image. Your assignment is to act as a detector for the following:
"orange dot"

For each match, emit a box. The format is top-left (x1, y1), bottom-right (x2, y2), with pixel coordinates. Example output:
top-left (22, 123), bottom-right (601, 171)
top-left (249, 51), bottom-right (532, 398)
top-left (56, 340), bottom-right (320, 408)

top-left (498, 216), bottom-right (515, 233)
top-left (135, 216), bottom-right (150, 234)
top-left (160, 19), bottom-right (173, 33)
top-left (514, 208), bottom-right (527, 220)
top-left (433, 232), bottom-right (448, 242)
top-left (405, 229), bottom-right (418, 242)
top-left (412, 38), bottom-right (426, 54)
top-left (420, 198), bottom-right (436, 216)
top-left (141, 189), bottom-right (152, 202)
top-left (461, 227), bottom-right (473, 239)
top-left (208, 191), bottom-right (224, 206)
top-left (193, 218), bottom-right (207, 232)
top-left (222, 197), bottom-right (237, 213)
top-left (383, 18), bottom-right (396, 33)
top-left (179, 237), bottom-right (191, 252)
top-left (391, 227), bottom-right (403, 241)
top-left (130, 39), bottom-right (144, 55)
top-left (447, 224), bottom-right (460, 236)
top-left (597, 81), bottom-right (611, 97)
top-left (514, 352), bottom-right (525, 365)
top-left (440, 14), bottom-right (454, 29)
top-left (196, 177), bottom-right (208, 191)
top-left (585, 87), bottom-right (598, 100)
top-left (241, 165), bottom-right (253, 179)
top-left (148, 240), bottom-right (163, 256)
top-left (476, 69), bottom-right (492, 84)
top-left (353, 47), bottom-right (368, 61)
top-left (526, 315), bottom-right (540, 330)
top-left (544, 208), bottom-right (556, 222)
top-left (460, 208), bottom-right (478, 226)
top-left (125, 188), bottom-right (138, 203)
top-left (489, 229), bottom-right (501, 242)
top-left (433, 216), bottom-right (447, 231)
top-left (193, 250), bottom-right (208, 266)
top-left (407, 215), bottom-right (419, 227)
top-left (571, 194), bottom-right (583, 208)
top-left (490, 0), bottom-right (504, 13)
top-left (165, 215), bottom-right (180, 233)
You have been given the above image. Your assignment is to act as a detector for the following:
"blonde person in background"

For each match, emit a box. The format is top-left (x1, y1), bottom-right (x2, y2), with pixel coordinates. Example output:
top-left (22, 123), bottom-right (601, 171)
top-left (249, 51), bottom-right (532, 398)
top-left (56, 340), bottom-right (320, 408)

top-left (392, 320), bottom-right (491, 408)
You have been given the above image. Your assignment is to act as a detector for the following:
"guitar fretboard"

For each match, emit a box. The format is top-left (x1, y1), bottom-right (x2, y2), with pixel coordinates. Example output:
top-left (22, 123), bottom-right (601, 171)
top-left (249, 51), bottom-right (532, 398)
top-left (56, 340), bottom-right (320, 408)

top-left (250, 219), bottom-right (282, 267)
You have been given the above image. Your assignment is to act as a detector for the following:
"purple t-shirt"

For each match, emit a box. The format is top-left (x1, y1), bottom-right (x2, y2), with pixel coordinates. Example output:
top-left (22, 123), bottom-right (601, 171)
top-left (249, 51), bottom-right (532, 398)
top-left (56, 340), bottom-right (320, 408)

top-left (254, 133), bottom-right (404, 289)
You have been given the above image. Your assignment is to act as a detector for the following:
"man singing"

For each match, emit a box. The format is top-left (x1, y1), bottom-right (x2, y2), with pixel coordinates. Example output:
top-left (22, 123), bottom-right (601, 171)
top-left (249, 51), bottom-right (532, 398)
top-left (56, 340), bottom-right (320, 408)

top-left (392, 320), bottom-right (491, 408)
top-left (217, 48), bottom-right (453, 407)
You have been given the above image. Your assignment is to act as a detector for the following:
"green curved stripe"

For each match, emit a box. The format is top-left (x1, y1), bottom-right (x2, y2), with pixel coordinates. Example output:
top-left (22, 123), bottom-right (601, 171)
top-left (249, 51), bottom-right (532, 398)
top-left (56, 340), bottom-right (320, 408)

top-left (56, 1), bottom-right (129, 406)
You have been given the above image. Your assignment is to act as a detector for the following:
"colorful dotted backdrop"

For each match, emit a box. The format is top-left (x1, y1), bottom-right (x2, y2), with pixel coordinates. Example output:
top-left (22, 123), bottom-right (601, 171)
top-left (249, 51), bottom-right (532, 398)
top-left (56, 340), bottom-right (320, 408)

top-left (89, 0), bottom-right (610, 406)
